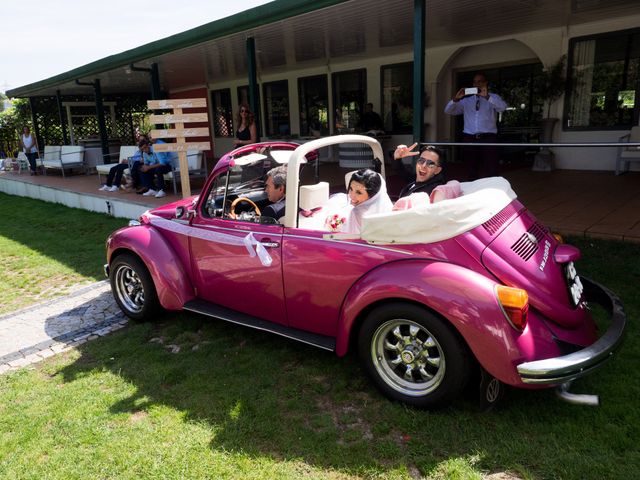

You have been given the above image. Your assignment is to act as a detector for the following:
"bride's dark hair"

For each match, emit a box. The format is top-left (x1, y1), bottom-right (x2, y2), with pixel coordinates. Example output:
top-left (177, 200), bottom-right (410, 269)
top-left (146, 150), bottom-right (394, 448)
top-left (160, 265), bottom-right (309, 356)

top-left (349, 168), bottom-right (381, 198)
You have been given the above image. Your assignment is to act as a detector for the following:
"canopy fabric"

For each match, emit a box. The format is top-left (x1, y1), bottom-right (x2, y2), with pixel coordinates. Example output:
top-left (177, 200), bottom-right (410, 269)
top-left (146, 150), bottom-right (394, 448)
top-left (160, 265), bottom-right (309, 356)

top-left (360, 177), bottom-right (517, 244)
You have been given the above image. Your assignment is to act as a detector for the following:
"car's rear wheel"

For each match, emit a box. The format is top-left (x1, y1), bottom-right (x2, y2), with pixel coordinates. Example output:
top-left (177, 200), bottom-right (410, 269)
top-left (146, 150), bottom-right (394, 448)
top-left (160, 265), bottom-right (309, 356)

top-left (110, 253), bottom-right (159, 321)
top-left (358, 303), bottom-right (471, 408)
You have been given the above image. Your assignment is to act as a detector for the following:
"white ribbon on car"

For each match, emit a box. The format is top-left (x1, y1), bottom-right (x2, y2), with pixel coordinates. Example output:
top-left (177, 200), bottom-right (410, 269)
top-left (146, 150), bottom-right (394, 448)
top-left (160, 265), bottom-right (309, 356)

top-left (148, 216), bottom-right (273, 267)
top-left (242, 232), bottom-right (272, 266)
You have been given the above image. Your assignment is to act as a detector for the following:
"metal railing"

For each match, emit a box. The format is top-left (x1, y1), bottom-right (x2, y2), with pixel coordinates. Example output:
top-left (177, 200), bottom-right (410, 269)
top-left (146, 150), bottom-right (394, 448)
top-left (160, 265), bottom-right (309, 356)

top-left (424, 141), bottom-right (640, 148)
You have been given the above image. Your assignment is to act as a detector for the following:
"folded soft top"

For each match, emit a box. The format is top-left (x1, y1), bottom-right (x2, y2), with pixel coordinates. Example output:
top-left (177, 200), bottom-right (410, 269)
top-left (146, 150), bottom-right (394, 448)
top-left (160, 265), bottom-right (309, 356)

top-left (360, 177), bottom-right (517, 244)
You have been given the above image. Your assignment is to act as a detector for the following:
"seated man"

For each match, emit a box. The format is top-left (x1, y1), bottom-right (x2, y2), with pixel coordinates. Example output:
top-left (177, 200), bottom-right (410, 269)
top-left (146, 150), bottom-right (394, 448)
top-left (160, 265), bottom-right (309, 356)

top-left (393, 144), bottom-right (446, 198)
top-left (139, 139), bottom-right (173, 198)
top-left (99, 136), bottom-right (146, 192)
top-left (262, 165), bottom-right (287, 220)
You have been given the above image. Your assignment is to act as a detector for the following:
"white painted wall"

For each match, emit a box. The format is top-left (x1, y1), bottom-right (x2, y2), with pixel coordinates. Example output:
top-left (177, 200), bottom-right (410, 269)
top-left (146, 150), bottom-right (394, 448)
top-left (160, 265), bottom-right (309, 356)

top-left (0, 178), bottom-right (148, 219)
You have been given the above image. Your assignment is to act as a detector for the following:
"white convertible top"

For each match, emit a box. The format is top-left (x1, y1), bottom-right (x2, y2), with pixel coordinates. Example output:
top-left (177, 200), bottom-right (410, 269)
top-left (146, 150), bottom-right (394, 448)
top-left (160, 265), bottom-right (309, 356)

top-left (360, 177), bottom-right (517, 244)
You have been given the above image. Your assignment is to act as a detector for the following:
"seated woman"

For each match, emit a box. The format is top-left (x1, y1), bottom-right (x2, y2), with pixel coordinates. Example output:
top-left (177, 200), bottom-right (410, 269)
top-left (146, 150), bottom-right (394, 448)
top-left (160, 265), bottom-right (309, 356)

top-left (325, 168), bottom-right (393, 233)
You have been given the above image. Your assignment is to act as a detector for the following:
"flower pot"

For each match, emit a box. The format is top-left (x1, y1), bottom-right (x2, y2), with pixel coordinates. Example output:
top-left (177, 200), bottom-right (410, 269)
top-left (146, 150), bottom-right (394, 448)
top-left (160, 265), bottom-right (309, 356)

top-left (540, 117), bottom-right (558, 143)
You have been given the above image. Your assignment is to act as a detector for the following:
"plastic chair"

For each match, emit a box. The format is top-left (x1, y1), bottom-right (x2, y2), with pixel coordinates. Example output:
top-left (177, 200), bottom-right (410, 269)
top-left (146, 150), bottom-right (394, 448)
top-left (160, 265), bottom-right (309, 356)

top-left (338, 142), bottom-right (375, 169)
top-left (163, 150), bottom-right (207, 195)
top-left (616, 126), bottom-right (640, 175)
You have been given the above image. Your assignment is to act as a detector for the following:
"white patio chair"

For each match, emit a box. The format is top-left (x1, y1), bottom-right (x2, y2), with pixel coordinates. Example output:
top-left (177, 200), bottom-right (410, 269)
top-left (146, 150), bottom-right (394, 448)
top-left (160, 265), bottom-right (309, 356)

top-left (37, 145), bottom-right (62, 173)
top-left (41, 145), bottom-right (85, 177)
top-left (616, 126), bottom-right (640, 175)
top-left (95, 146), bottom-right (139, 184)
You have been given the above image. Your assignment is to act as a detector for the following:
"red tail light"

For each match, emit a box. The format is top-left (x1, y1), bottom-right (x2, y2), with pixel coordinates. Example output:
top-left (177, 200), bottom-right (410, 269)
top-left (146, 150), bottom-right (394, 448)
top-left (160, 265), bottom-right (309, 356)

top-left (496, 285), bottom-right (529, 331)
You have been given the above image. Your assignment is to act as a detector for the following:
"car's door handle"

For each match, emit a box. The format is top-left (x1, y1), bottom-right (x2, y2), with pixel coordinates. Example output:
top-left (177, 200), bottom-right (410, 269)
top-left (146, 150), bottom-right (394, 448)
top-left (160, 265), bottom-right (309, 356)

top-left (261, 241), bottom-right (280, 248)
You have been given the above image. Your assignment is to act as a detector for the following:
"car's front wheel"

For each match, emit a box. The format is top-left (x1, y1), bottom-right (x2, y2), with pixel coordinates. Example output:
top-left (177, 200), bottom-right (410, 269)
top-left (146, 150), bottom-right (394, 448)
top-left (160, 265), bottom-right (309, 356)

top-left (358, 303), bottom-right (471, 408)
top-left (110, 253), bottom-right (159, 321)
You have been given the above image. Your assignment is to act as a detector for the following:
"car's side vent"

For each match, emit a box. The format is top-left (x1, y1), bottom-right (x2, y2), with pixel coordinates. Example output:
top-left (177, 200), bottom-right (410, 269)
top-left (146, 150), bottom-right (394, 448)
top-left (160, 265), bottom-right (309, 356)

top-left (482, 203), bottom-right (519, 235)
top-left (511, 222), bottom-right (548, 261)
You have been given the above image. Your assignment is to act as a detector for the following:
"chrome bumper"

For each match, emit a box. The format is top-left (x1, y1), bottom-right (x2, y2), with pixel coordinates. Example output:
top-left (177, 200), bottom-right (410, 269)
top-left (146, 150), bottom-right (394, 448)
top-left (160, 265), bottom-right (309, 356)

top-left (103, 263), bottom-right (110, 278)
top-left (517, 277), bottom-right (626, 385)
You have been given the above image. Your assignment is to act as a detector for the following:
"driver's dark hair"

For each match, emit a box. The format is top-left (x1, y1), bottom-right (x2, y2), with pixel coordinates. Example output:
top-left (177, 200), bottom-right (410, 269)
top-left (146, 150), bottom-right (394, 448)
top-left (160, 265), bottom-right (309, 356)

top-left (349, 168), bottom-right (381, 198)
top-left (267, 165), bottom-right (287, 191)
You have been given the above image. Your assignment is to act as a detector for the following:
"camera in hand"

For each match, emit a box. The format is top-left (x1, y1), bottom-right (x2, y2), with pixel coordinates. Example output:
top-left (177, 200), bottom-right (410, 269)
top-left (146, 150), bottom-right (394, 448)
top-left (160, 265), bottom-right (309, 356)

top-left (464, 87), bottom-right (479, 95)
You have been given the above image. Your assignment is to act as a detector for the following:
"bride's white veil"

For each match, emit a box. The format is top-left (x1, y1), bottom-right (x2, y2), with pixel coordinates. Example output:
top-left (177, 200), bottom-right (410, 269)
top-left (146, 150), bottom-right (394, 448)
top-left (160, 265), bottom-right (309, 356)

top-left (342, 170), bottom-right (393, 233)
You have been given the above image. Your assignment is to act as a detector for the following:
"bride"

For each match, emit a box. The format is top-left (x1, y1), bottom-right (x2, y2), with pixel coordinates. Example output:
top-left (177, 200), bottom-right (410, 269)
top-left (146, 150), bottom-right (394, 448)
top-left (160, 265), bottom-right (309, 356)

top-left (325, 168), bottom-right (393, 234)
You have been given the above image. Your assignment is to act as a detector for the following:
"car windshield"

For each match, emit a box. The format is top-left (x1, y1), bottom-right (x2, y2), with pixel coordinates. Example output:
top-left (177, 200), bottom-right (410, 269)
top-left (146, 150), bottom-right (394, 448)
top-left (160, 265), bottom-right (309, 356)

top-left (203, 145), bottom-right (309, 221)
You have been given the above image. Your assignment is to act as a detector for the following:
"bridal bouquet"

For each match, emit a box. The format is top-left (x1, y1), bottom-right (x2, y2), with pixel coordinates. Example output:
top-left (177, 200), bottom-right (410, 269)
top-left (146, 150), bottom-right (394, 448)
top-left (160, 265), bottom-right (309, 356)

top-left (324, 214), bottom-right (347, 232)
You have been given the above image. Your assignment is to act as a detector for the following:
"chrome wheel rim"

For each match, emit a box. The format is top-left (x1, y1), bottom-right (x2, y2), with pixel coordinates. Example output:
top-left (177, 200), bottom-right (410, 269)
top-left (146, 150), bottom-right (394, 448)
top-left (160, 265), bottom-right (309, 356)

top-left (371, 319), bottom-right (446, 397)
top-left (114, 264), bottom-right (145, 314)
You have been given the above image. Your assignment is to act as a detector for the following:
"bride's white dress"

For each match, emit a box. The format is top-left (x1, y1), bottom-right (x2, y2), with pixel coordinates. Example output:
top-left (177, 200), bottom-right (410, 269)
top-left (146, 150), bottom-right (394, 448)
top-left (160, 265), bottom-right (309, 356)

top-left (325, 172), bottom-right (393, 234)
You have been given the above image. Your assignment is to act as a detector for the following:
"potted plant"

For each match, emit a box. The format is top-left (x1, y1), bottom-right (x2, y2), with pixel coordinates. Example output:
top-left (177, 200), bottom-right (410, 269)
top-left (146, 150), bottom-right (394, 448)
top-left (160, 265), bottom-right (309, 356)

top-left (537, 55), bottom-right (567, 123)
top-left (533, 55), bottom-right (567, 171)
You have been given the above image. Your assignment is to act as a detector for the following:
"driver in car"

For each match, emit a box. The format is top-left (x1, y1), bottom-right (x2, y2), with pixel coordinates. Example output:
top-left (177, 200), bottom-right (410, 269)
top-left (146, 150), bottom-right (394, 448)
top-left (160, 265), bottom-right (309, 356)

top-left (262, 165), bottom-right (287, 221)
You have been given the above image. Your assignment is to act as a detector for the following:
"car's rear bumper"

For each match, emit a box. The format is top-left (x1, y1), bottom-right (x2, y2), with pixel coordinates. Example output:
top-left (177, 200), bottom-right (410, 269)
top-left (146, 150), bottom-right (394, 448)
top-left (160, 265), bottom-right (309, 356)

top-left (517, 277), bottom-right (626, 385)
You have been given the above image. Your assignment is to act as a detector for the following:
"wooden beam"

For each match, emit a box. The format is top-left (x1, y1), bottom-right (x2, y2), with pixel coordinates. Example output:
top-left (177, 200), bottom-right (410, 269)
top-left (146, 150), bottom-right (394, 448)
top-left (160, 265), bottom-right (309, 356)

top-left (147, 98), bottom-right (207, 109)
top-left (173, 107), bottom-right (190, 197)
top-left (152, 142), bottom-right (211, 152)
top-left (149, 113), bottom-right (208, 124)
top-left (150, 127), bottom-right (210, 138)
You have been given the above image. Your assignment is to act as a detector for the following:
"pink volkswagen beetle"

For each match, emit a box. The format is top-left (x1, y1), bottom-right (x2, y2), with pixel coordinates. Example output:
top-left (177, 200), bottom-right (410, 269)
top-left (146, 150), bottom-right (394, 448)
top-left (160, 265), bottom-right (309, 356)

top-left (105, 135), bottom-right (625, 409)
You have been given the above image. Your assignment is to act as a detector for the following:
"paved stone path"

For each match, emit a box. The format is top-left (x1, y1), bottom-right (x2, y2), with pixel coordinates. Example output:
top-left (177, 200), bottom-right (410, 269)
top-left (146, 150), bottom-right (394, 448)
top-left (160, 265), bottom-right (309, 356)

top-left (0, 281), bottom-right (128, 374)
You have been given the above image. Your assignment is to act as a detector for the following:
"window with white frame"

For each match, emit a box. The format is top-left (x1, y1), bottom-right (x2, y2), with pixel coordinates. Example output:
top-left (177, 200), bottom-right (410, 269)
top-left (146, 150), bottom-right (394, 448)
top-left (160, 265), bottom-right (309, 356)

top-left (566, 29), bottom-right (640, 129)
top-left (298, 75), bottom-right (329, 137)
top-left (381, 62), bottom-right (414, 134)
top-left (263, 80), bottom-right (290, 137)
top-left (332, 69), bottom-right (366, 134)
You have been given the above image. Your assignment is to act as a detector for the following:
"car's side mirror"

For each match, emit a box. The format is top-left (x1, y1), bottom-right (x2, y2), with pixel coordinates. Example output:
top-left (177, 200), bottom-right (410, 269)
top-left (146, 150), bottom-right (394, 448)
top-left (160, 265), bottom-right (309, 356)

top-left (175, 206), bottom-right (196, 219)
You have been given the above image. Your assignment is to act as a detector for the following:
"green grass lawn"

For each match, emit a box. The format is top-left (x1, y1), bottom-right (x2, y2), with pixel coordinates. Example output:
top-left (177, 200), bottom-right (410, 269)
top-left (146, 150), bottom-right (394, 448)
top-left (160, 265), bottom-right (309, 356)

top-left (0, 192), bottom-right (128, 315)
top-left (0, 193), bottom-right (639, 479)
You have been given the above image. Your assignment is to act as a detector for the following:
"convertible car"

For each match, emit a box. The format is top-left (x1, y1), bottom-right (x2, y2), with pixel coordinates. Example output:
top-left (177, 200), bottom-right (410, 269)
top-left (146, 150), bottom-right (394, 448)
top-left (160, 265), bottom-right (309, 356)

top-left (105, 135), bottom-right (625, 409)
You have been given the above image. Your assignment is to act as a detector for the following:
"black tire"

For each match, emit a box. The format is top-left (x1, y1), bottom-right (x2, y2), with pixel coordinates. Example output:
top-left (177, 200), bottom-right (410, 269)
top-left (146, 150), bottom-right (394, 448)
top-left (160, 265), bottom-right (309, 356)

top-left (110, 252), bottom-right (160, 321)
top-left (358, 303), bottom-right (471, 408)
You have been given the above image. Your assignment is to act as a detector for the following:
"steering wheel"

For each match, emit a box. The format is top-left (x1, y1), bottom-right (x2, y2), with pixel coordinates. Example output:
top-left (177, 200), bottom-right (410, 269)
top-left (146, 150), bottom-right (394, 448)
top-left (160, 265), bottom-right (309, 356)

top-left (229, 197), bottom-right (262, 219)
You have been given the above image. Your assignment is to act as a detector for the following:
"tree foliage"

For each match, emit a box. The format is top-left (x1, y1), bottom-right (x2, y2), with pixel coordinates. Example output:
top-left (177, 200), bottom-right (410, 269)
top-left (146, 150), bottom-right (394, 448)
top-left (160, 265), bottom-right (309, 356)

top-left (0, 98), bottom-right (32, 156)
top-left (534, 55), bottom-right (567, 119)
top-left (0, 98), bottom-right (31, 152)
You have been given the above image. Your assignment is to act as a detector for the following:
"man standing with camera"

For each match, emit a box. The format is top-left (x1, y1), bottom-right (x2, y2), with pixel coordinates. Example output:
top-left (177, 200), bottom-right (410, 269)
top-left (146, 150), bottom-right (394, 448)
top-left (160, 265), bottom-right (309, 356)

top-left (444, 72), bottom-right (507, 180)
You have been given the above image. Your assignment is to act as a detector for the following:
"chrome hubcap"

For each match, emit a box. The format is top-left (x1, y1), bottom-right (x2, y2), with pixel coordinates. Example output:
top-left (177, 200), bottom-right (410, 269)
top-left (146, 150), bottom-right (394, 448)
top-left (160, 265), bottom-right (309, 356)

top-left (114, 264), bottom-right (145, 313)
top-left (371, 319), bottom-right (445, 397)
